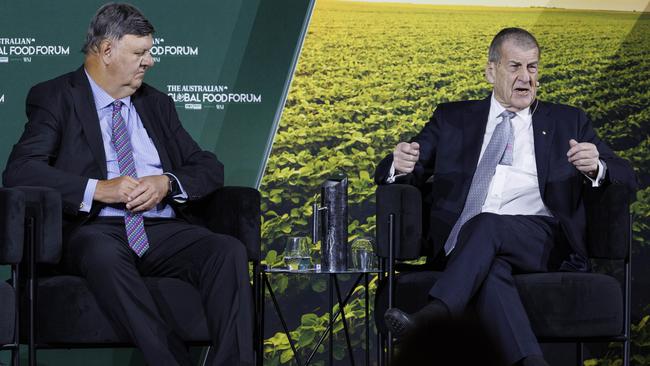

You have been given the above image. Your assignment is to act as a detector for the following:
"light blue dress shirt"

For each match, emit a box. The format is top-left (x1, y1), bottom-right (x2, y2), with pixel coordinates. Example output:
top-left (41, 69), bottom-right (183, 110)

top-left (81, 70), bottom-right (186, 217)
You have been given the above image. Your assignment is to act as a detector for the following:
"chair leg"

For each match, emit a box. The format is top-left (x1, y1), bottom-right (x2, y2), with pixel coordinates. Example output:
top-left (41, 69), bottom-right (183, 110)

top-left (12, 265), bottom-right (20, 366)
top-left (12, 347), bottom-right (20, 366)
top-left (576, 343), bottom-right (583, 366)
top-left (200, 346), bottom-right (211, 366)
top-left (377, 332), bottom-right (384, 366)
top-left (387, 214), bottom-right (396, 366)
top-left (623, 339), bottom-right (630, 366)
top-left (26, 217), bottom-right (36, 366)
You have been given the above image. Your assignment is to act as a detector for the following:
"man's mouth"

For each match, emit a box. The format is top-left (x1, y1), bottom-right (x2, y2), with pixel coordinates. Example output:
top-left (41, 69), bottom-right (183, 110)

top-left (514, 87), bottom-right (530, 96)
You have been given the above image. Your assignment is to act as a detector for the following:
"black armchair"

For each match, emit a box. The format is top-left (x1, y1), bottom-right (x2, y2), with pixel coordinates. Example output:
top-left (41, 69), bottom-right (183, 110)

top-left (374, 183), bottom-right (632, 366)
top-left (10, 186), bottom-right (261, 366)
top-left (0, 188), bottom-right (24, 366)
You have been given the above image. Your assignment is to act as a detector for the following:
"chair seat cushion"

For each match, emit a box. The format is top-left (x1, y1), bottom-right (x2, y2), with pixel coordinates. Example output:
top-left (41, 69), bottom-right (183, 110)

top-left (23, 276), bottom-right (209, 344)
top-left (0, 282), bottom-right (15, 344)
top-left (375, 271), bottom-right (623, 338)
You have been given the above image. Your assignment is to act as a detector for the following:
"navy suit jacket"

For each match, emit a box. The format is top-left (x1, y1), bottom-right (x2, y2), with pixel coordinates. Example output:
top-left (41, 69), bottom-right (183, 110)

top-left (375, 97), bottom-right (637, 265)
top-left (3, 67), bottom-right (223, 236)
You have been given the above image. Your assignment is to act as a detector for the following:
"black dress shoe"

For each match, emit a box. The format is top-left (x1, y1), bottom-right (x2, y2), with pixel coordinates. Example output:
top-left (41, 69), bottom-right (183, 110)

top-left (384, 308), bottom-right (416, 339)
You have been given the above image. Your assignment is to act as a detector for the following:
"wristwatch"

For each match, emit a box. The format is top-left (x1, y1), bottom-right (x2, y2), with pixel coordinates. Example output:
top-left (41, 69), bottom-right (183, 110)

top-left (164, 173), bottom-right (181, 197)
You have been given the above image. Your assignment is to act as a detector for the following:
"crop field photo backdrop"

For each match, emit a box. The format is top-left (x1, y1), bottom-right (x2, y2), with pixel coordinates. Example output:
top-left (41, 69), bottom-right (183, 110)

top-left (259, 0), bottom-right (650, 365)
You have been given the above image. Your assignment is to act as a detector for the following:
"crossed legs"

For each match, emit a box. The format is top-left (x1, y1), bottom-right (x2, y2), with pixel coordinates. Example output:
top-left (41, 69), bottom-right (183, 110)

top-left (386, 213), bottom-right (564, 365)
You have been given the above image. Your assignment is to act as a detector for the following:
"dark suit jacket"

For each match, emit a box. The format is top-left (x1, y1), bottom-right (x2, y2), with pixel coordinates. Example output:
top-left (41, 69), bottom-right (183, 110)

top-left (375, 97), bottom-right (637, 264)
top-left (2, 66), bottom-right (223, 236)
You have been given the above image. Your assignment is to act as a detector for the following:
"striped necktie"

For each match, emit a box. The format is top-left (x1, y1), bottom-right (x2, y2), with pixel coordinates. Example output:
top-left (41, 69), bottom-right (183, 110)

top-left (443, 110), bottom-right (515, 254)
top-left (111, 101), bottom-right (150, 257)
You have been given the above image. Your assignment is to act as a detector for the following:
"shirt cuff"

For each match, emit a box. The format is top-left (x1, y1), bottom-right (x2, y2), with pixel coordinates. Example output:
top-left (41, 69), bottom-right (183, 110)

top-left (81, 179), bottom-right (98, 212)
top-left (164, 172), bottom-right (188, 203)
top-left (584, 160), bottom-right (607, 187)
top-left (386, 163), bottom-right (408, 184)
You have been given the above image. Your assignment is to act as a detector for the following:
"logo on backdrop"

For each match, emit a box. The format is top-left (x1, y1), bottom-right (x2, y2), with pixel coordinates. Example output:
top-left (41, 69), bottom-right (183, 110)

top-left (0, 37), bottom-right (70, 64)
top-left (151, 37), bottom-right (199, 63)
top-left (167, 84), bottom-right (263, 111)
top-left (0, 94), bottom-right (5, 104)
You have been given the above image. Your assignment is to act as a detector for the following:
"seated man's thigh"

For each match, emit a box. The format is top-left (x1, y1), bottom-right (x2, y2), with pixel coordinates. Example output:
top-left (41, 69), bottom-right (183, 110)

top-left (62, 221), bottom-right (135, 276)
top-left (141, 220), bottom-right (248, 281)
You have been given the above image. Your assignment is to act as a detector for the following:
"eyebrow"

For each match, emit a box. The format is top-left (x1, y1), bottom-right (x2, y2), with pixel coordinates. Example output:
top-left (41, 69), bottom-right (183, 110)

top-left (508, 61), bottom-right (538, 66)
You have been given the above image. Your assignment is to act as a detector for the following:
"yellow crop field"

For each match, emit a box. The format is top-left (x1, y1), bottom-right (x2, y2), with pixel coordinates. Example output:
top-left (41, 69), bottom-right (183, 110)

top-left (260, 1), bottom-right (650, 364)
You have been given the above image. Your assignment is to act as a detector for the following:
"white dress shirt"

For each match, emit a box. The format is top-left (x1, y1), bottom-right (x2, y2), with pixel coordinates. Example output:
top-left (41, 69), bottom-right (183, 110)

top-left (480, 95), bottom-right (550, 216)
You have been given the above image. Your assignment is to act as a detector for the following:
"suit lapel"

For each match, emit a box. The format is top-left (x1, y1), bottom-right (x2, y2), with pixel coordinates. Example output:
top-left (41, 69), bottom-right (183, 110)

top-left (462, 97), bottom-right (491, 176)
top-left (132, 92), bottom-right (173, 171)
top-left (532, 100), bottom-right (555, 197)
top-left (70, 67), bottom-right (107, 178)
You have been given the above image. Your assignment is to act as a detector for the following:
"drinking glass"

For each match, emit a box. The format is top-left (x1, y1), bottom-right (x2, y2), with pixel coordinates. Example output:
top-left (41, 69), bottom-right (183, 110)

top-left (351, 236), bottom-right (376, 271)
top-left (283, 236), bottom-right (311, 270)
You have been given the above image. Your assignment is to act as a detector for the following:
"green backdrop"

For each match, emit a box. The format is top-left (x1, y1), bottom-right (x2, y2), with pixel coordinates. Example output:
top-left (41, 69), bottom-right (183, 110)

top-left (0, 0), bottom-right (314, 364)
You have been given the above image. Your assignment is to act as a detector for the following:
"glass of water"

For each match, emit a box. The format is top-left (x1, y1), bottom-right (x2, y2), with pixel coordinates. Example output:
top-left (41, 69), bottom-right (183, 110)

top-left (351, 236), bottom-right (376, 271)
top-left (284, 236), bottom-right (311, 271)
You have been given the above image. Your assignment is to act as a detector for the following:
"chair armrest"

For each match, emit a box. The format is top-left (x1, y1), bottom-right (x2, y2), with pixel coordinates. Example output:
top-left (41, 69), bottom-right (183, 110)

top-left (376, 184), bottom-right (422, 260)
top-left (0, 188), bottom-right (25, 264)
top-left (8, 185), bottom-right (261, 263)
top-left (200, 187), bottom-right (261, 262)
top-left (9, 186), bottom-right (62, 264)
top-left (584, 183), bottom-right (632, 260)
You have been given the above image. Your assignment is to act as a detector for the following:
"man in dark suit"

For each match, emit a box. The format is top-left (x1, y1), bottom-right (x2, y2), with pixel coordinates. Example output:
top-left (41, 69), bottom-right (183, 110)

top-left (2, 3), bottom-right (252, 366)
top-left (375, 28), bottom-right (637, 366)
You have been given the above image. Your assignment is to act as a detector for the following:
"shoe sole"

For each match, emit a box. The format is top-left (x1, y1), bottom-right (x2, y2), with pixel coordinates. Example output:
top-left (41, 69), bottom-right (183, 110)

top-left (384, 313), bottom-right (409, 338)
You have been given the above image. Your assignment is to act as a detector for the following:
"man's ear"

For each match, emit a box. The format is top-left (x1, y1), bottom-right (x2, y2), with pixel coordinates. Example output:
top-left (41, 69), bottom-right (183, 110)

top-left (99, 39), bottom-right (113, 65)
top-left (485, 62), bottom-right (495, 84)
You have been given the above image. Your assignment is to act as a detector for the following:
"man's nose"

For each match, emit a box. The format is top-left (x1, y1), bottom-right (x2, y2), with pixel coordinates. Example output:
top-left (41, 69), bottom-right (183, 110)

top-left (517, 68), bottom-right (531, 83)
top-left (142, 52), bottom-right (154, 67)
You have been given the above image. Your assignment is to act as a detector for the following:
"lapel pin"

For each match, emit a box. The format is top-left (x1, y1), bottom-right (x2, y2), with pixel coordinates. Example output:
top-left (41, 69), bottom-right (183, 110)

top-left (542, 131), bottom-right (547, 135)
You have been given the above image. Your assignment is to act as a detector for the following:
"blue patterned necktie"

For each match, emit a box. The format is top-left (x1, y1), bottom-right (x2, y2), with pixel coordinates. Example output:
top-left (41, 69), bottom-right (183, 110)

top-left (111, 101), bottom-right (150, 257)
top-left (443, 110), bottom-right (515, 254)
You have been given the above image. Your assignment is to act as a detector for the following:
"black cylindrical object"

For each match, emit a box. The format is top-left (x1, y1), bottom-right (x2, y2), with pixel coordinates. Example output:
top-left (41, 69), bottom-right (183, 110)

top-left (320, 174), bottom-right (348, 271)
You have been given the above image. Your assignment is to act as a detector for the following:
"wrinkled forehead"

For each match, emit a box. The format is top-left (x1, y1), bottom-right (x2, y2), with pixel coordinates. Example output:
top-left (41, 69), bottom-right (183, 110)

top-left (499, 40), bottom-right (539, 64)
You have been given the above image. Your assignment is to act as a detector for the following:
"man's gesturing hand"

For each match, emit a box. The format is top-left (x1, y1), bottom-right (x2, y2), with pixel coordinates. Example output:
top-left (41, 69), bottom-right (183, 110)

top-left (125, 175), bottom-right (170, 212)
top-left (94, 176), bottom-right (140, 204)
top-left (567, 139), bottom-right (599, 178)
top-left (393, 142), bottom-right (420, 174)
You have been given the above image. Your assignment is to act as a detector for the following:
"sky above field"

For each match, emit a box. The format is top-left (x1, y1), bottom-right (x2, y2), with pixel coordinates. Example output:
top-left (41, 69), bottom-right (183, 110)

top-left (357, 0), bottom-right (649, 12)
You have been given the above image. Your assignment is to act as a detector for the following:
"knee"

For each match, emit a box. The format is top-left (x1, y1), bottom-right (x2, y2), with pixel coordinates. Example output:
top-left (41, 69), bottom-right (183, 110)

top-left (480, 258), bottom-right (513, 290)
top-left (206, 235), bottom-right (248, 264)
top-left (458, 213), bottom-right (503, 242)
top-left (473, 259), bottom-right (516, 307)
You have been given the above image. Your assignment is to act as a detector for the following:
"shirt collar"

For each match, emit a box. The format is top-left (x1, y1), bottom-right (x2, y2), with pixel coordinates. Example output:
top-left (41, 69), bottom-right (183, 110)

top-left (84, 69), bottom-right (131, 111)
top-left (489, 93), bottom-right (531, 121)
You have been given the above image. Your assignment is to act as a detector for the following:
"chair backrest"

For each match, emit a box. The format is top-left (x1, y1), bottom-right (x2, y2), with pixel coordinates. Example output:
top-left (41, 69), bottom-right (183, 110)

top-left (183, 186), bottom-right (261, 262)
top-left (16, 186), bottom-right (62, 265)
top-left (0, 188), bottom-right (25, 265)
top-left (584, 183), bottom-right (632, 260)
top-left (376, 184), bottom-right (422, 260)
